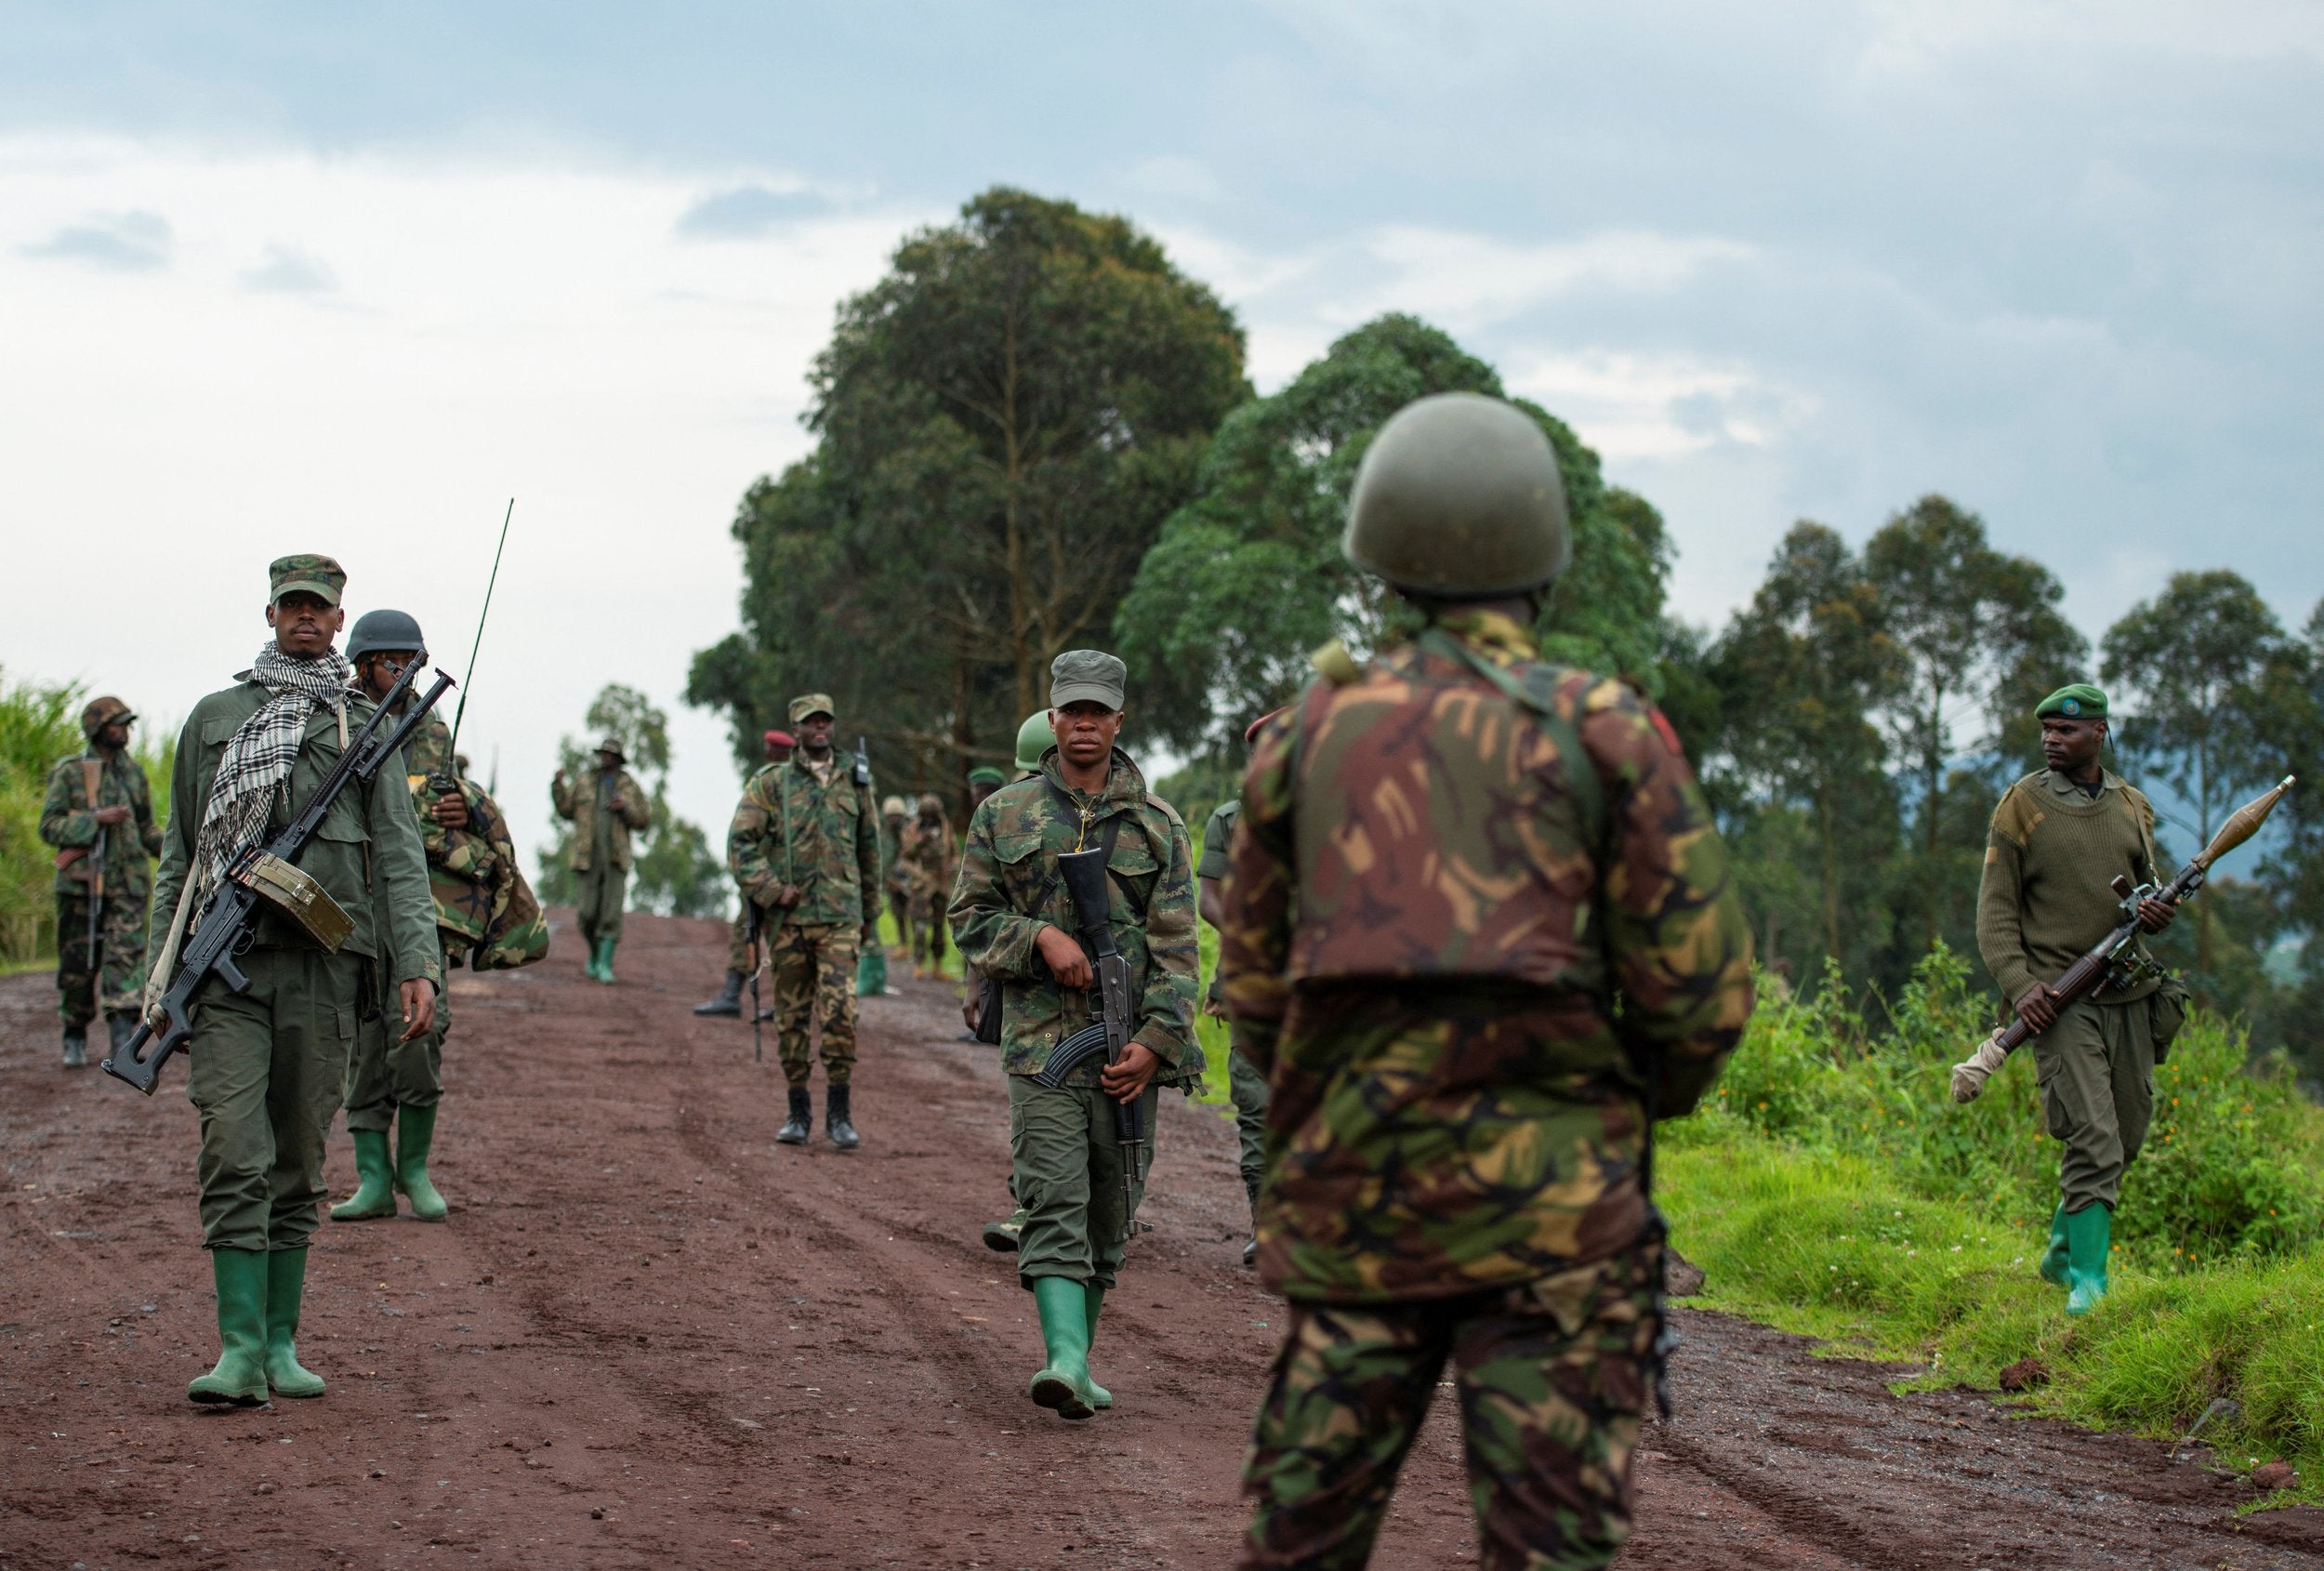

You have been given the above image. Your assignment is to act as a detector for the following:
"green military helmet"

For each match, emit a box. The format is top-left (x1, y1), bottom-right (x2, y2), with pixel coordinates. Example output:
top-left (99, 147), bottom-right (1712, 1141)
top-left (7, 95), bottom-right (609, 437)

top-left (1014, 710), bottom-right (1053, 773)
top-left (1342, 391), bottom-right (1570, 596)
top-left (347, 608), bottom-right (427, 662)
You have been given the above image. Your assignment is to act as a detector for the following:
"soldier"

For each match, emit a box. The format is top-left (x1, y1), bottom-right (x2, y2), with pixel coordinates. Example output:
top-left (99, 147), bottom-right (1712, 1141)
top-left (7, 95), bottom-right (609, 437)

top-left (966, 764), bottom-right (1007, 818)
top-left (1976, 683), bottom-right (2176, 1316)
top-left (332, 610), bottom-right (463, 1222)
top-left (880, 794), bottom-right (913, 958)
top-left (950, 653), bottom-right (1201, 1420)
top-left (1220, 394), bottom-right (1754, 1569)
top-left (150, 554), bottom-right (440, 1405)
top-left (696, 729), bottom-right (797, 1018)
top-left (899, 792), bottom-right (957, 979)
top-left (1197, 710), bottom-right (1281, 1269)
top-left (39, 696), bottom-right (164, 1068)
top-left (551, 735), bottom-right (650, 984)
top-left (728, 693), bottom-right (880, 1149)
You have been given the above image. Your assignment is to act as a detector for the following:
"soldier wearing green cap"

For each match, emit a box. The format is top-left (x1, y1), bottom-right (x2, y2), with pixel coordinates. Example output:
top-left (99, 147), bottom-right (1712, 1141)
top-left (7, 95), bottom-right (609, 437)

top-left (949, 651), bottom-right (1202, 1420)
top-left (39, 695), bottom-right (164, 1067)
top-left (149, 553), bottom-right (441, 1405)
top-left (728, 692), bottom-right (881, 1148)
top-left (551, 734), bottom-right (650, 983)
top-left (1977, 681), bottom-right (2178, 1316)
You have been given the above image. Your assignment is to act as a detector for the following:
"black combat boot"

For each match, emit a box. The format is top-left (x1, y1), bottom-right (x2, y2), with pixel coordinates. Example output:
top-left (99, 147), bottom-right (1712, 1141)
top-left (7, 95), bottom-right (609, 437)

top-left (776, 1087), bottom-right (812, 1145)
top-left (826, 1084), bottom-right (861, 1151)
top-left (61, 1027), bottom-right (87, 1069)
top-left (693, 971), bottom-right (745, 1017)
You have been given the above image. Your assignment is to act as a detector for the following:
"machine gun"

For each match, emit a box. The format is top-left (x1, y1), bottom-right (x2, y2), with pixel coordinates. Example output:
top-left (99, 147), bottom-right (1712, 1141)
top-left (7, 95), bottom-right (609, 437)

top-left (1031, 844), bottom-right (1144, 1240)
top-left (102, 661), bottom-right (456, 1095)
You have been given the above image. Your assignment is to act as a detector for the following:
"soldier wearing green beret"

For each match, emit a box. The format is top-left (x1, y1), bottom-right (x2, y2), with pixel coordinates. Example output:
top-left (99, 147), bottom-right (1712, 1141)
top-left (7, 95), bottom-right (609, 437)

top-left (552, 735), bottom-right (650, 983)
top-left (38, 695), bottom-right (164, 1068)
top-left (149, 554), bottom-right (441, 1405)
top-left (1976, 682), bottom-right (2178, 1316)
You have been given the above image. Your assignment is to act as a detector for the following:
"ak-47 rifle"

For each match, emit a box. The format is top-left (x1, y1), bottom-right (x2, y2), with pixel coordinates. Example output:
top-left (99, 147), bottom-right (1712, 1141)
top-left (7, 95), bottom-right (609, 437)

top-left (1032, 844), bottom-right (1144, 1241)
top-left (1952, 774), bottom-right (2295, 1102)
top-left (103, 660), bottom-right (456, 1095)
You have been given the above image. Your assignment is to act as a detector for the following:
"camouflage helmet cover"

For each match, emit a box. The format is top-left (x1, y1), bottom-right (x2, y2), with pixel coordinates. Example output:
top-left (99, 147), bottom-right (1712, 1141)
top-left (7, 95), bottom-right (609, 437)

top-left (81, 695), bottom-right (135, 738)
top-left (880, 794), bottom-right (908, 818)
top-left (1014, 710), bottom-right (1054, 773)
top-left (1342, 391), bottom-right (1570, 596)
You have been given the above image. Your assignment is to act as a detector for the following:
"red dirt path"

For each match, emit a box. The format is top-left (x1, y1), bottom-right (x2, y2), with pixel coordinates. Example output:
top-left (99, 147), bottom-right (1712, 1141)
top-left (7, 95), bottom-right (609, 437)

top-left (4, 911), bottom-right (2320, 1569)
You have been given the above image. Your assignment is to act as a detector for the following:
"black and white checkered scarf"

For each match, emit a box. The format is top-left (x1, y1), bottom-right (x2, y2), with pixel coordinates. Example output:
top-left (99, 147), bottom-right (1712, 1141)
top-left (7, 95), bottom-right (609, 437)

top-left (191, 643), bottom-right (354, 897)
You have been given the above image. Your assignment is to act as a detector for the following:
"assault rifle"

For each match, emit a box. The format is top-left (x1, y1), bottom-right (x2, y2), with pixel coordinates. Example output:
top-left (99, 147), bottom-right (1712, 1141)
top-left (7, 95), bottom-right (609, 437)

top-left (1951, 774), bottom-right (2294, 1103)
top-left (86, 819), bottom-right (108, 985)
top-left (1032, 845), bottom-right (1144, 1240)
top-left (103, 660), bottom-right (456, 1095)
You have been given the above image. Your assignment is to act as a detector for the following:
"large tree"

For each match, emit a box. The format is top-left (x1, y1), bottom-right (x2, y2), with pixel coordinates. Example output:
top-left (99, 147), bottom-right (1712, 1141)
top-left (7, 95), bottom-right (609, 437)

top-left (689, 188), bottom-right (1248, 799)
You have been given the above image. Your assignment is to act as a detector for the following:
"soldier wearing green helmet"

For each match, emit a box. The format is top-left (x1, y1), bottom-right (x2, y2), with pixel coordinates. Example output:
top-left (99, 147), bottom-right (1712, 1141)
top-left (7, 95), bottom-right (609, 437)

top-left (1220, 392), bottom-right (1754, 1568)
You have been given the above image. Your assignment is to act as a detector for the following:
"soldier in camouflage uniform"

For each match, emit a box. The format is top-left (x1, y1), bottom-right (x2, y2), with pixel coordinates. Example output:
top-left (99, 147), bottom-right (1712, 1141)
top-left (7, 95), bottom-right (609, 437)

top-left (728, 693), bottom-right (880, 1149)
top-left (1199, 709), bottom-right (1283, 1268)
top-left (950, 653), bottom-right (1202, 1420)
top-left (551, 737), bottom-right (650, 984)
top-left (880, 794), bottom-right (913, 957)
top-left (898, 792), bottom-right (957, 979)
top-left (697, 729), bottom-right (795, 1018)
top-left (38, 696), bottom-right (164, 1068)
top-left (1219, 394), bottom-right (1755, 1570)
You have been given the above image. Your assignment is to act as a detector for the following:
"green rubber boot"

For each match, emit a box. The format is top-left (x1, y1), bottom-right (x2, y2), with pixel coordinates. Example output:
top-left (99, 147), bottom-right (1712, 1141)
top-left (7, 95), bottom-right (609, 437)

top-left (1027, 1276), bottom-right (1096, 1420)
top-left (2065, 1203), bottom-right (2111, 1316)
top-left (188, 1248), bottom-right (271, 1406)
top-left (331, 1129), bottom-right (397, 1221)
top-left (1083, 1283), bottom-right (1113, 1411)
top-left (394, 1104), bottom-right (448, 1221)
top-left (263, 1248), bottom-right (326, 1398)
top-left (593, 936), bottom-right (618, 984)
top-left (2038, 1203), bottom-right (2070, 1287)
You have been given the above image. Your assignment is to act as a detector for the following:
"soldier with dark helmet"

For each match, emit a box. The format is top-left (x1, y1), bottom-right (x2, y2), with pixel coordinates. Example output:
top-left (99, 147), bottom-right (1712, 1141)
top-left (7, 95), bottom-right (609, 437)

top-left (148, 555), bottom-right (439, 1405)
top-left (1220, 393), bottom-right (1755, 1569)
top-left (551, 735), bottom-right (650, 984)
top-left (39, 696), bottom-right (165, 1068)
top-left (696, 729), bottom-right (797, 1018)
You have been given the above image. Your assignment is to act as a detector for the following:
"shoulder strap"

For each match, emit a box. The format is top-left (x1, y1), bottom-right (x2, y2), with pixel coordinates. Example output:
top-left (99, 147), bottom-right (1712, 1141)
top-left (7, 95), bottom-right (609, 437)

top-left (1418, 627), bottom-right (1607, 852)
top-left (81, 758), bottom-right (102, 807)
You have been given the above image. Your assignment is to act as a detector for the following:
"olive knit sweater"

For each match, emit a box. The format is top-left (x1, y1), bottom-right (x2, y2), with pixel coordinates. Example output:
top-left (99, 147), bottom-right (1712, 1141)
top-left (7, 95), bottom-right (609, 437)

top-left (1975, 767), bottom-right (2162, 1005)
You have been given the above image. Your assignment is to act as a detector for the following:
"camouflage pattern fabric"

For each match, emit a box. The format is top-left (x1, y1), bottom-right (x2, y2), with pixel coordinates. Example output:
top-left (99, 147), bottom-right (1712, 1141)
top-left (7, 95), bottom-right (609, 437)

top-left (768, 921), bottom-right (858, 1088)
top-left (728, 755), bottom-right (881, 931)
top-left (552, 765), bottom-right (650, 872)
top-left (53, 891), bottom-right (149, 1026)
top-left (417, 772), bottom-right (548, 970)
top-left (947, 749), bottom-right (1201, 1088)
top-left (1220, 608), bottom-right (1751, 1301)
top-left (38, 748), bottom-right (164, 897)
top-left (1238, 1242), bottom-right (1662, 1571)
top-left (897, 812), bottom-right (957, 963)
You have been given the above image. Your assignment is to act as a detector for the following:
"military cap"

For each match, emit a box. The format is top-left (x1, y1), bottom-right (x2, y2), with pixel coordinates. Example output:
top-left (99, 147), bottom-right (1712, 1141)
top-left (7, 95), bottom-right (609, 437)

top-left (346, 608), bottom-right (426, 663)
top-left (269, 553), bottom-right (347, 607)
top-left (2036, 683), bottom-right (2108, 720)
top-left (763, 729), bottom-right (796, 750)
top-left (1013, 710), bottom-right (1054, 773)
top-left (966, 765), bottom-right (1008, 787)
top-left (595, 735), bottom-right (627, 760)
top-left (788, 693), bottom-right (836, 723)
top-left (80, 695), bottom-right (135, 738)
top-left (1050, 650), bottom-right (1126, 711)
top-left (881, 794), bottom-right (908, 817)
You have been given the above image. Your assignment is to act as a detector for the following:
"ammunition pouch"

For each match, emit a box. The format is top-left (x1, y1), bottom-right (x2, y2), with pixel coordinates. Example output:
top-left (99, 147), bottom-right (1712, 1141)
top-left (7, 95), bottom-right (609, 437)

top-left (229, 850), bottom-right (355, 953)
top-left (2150, 973), bottom-right (2192, 1064)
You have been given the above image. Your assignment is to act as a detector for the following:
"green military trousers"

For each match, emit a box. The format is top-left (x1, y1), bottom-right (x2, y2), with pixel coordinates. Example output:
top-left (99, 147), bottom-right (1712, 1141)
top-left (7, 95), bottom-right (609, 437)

top-left (343, 943), bottom-right (449, 1132)
top-left (1007, 1075), bottom-right (1159, 1291)
top-left (55, 890), bottom-right (149, 1027)
top-left (186, 946), bottom-right (363, 1251)
top-left (2033, 996), bottom-right (2156, 1214)
top-left (1240, 1243), bottom-right (1663, 1571)
top-left (1229, 1048), bottom-right (1270, 1216)
top-left (574, 864), bottom-right (627, 949)
top-left (768, 921), bottom-right (858, 1089)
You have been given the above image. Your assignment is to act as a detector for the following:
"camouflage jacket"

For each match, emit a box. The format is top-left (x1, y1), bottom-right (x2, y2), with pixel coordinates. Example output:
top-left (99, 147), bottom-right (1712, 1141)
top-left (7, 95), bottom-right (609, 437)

top-left (727, 753), bottom-right (880, 931)
top-left (1197, 798), bottom-right (1239, 1009)
top-left (39, 748), bottom-right (165, 898)
top-left (949, 750), bottom-right (1201, 1088)
top-left (896, 813), bottom-right (957, 901)
top-left (1221, 610), bottom-right (1754, 1302)
top-left (551, 766), bottom-right (650, 872)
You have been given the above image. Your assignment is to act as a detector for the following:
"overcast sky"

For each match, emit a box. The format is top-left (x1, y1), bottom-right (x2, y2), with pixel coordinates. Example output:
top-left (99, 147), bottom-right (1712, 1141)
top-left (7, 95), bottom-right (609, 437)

top-left (3, 1), bottom-right (2319, 873)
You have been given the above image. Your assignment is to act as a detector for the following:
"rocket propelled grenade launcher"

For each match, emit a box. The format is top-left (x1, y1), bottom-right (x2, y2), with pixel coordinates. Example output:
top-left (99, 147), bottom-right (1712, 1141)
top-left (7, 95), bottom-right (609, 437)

top-left (1951, 774), bottom-right (2295, 1103)
top-left (102, 662), bottom-right (456, 1095)
top-left (1032, 844), bottom-right (1144, 1241)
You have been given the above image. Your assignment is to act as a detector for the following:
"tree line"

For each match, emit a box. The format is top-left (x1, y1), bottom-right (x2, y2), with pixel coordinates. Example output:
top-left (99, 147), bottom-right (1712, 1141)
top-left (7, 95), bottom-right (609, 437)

top-left (687, 186), bottom-right (2324, 1079)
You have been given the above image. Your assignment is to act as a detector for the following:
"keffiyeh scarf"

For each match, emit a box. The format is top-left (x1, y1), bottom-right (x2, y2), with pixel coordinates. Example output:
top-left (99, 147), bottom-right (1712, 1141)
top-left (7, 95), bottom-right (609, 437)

top-left (191, 643), bottom-right (354, 897)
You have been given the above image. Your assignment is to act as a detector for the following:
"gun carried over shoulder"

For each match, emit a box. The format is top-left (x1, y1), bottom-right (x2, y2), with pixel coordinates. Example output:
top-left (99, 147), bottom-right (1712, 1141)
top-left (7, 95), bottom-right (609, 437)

top-left (103, 662), bottom-right (456, 1095)
top-left (1032, 844), bottom-right (1145, 1240)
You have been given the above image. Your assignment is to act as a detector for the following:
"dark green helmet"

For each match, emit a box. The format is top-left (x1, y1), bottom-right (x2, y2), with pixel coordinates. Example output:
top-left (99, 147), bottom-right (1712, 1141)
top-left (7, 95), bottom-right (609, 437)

top-left (1342, 392), bottom-right (1569, 596)
top-left (1014, 710), bottom-right (1053, 774)
top-left (347, 608), bottom-right (427, 663)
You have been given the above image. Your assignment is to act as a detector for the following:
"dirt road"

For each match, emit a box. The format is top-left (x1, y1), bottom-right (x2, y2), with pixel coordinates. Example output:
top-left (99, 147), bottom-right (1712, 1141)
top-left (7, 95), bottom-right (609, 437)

top-left (5, 912), bottom-right (2320, 1568)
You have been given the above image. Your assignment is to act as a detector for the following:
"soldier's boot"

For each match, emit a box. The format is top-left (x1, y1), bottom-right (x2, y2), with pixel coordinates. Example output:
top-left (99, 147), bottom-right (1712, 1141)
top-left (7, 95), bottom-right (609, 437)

top-left (693, 971), bottom-right (745, 1016)
top-left (2039, 1203), bottom-right (2070, 1287)
top-left (262, 1248), bottom-right (326, 1399)
top-left (330, 1130), bottom-right (398, 1221)
top-left (776, 1087), bottom-right (812, 1145)
top-left (108, 1014), bottom-right (137, 1060)
top-left (61, 1027), bottom-right (87, 1069)
top-left (581, 935), bottom-right (604, 982)
top-left (1027, 1276), bottom-right (1097, 1420)
top-left (982, 1207), bottom-right (1028, 1253)
top-left (188, 1248), bottom-right (271, 1406)
top-left (2065, 1203), bottom-right (2111, 1317)
top-left (1244, 1179), bottom-right (1261, 1268)
top-left (1082, 1284), bottom-right (1113, 1410)
top-left (593, 936), bottom-right (618, 984)
top-left (826, 1084), bottom-right (861, 1151)
top-left (393, 1104), bottom-right (449, 1221)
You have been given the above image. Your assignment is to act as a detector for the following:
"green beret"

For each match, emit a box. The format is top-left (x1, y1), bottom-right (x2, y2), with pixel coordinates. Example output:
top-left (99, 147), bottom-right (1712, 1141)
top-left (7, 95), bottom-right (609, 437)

top-left (966, 765), bottom-right (1007, 787)
top-left (2035, 683), bottom-right (2108, 720)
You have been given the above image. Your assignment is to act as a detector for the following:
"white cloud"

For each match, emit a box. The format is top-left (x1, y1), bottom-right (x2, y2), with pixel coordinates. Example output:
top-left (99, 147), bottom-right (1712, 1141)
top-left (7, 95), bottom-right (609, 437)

top-left (1345, 227), bottom-right (1756, 334)
top-left (1504, 350), bottom-right (1815, 462)
top-left (241, 241), bottom-right (338, 295)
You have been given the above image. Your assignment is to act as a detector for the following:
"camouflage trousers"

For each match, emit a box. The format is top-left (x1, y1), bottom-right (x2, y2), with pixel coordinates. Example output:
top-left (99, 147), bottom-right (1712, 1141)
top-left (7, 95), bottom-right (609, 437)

top-left (1239, 1243), bottom-right (1662, 1571)
top-left (55, 891), bottom-right (149, 1027)
top-left (768, 920), bottom-right (857, 1089)
top-left (907, 887), bottom-right (946, 968)
top-left (1229, 1048), bottom-right (1270, 1220)
top-left (725, 904), bottom-right (754, 975)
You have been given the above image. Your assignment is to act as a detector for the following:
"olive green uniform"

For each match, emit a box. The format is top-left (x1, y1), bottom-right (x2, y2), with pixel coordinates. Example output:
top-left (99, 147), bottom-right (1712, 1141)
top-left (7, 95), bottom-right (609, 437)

top-left (345, 712), bottom-right (455, 1132)
top-left (552, 764), bottom-right (649, 949)
top-left (38, 747), bottom-right (164, 1028)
